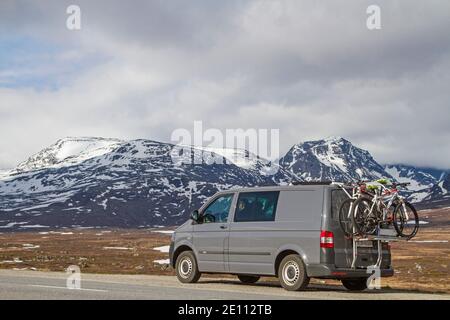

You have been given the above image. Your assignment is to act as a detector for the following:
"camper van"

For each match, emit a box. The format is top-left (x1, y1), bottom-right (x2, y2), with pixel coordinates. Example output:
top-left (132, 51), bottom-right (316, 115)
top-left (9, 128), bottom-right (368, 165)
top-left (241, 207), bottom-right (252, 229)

top-left (169, 184), bottom-right (393, 291)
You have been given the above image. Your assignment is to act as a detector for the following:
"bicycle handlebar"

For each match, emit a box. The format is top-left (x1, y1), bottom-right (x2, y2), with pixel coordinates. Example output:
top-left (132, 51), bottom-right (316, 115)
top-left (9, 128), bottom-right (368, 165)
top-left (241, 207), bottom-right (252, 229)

top-left (389, 182), bottom-right (410, 188)
top-left (338, 180), bottom-right (369, 186)
top-left (335, 180), bottom-right (410, 189)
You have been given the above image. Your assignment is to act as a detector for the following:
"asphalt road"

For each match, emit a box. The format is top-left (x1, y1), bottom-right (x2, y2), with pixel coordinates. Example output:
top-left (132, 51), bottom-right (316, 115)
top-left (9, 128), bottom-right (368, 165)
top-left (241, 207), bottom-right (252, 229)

top-left (0, 269), bottom-right (448, 300)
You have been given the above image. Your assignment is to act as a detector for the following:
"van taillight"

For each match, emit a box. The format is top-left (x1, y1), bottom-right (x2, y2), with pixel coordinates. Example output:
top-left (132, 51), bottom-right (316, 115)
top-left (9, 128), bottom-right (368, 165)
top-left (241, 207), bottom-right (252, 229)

top-left (320, 230), bottom-right (334, 248)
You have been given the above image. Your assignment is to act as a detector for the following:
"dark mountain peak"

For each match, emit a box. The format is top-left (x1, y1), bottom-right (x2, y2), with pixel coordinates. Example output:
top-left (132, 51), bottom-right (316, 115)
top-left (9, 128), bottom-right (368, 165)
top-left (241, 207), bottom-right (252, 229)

top-left (280, 137), bottom-right (387, 182)
top-left (323, 135), bottom-right (349, 143)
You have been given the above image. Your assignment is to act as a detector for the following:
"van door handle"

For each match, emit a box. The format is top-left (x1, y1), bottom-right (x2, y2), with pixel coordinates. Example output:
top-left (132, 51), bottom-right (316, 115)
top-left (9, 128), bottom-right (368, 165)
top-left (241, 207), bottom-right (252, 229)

top-left (220, 225), bottom-right (228, 229)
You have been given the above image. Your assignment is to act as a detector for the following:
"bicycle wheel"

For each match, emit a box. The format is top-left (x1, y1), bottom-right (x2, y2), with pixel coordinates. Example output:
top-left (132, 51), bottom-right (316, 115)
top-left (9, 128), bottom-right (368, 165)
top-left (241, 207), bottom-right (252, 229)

top-left (393, 201), bottom-right (419, 239)
top-left (338, 198), bottom-right (354, 237)
top-left (351, 197), bottom-right (378, 236)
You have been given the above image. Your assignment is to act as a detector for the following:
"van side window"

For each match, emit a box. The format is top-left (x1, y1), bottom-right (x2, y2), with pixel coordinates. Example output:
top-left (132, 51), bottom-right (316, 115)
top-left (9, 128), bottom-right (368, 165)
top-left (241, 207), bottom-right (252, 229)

top-left (201, 194), bottom-right (234, 223)
top-left (234, 191), bottom-right (279, 222)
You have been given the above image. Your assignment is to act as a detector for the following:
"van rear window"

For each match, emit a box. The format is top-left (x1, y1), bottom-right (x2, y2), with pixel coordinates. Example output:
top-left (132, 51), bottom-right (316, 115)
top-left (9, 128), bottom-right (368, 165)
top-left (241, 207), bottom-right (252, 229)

top-left (331, 189), bottom-right (350, 220)
top-left (234, 191), bottom-right (280, 222)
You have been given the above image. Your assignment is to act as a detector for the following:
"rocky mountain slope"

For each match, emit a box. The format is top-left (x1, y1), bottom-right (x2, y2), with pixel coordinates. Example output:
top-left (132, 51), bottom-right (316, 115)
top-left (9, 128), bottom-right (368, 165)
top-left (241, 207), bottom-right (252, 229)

top-left (0, 136), bottom-right (447, 230)
top-left (415, 173), bottom-right (450, 208)
top-left (0, 137), bottom-right (293, 229)
top-left (279, 137), bottom-right (391, 182)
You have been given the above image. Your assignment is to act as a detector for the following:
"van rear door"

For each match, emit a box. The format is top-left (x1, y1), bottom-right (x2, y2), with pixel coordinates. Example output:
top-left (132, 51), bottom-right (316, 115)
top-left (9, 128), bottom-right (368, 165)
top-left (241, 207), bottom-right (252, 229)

top-left (329, 189), bottom-right (391, 269)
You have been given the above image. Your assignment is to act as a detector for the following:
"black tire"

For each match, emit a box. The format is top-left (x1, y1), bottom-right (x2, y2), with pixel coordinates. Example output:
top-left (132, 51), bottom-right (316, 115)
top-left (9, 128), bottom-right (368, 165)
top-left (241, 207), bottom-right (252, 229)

top-left (237, 275), bottom-right (260, 284)
top-left (338, 198), bottom-right (355, 237)
top-left (175, 251), bottom-right (201, 283)
top-left (341, 278), bottom-right (368, 291)
top-left (351, 197), bottom-right (378, 236)
top-left (393, 201), bottom-right (419, 239)
top-left (278, 254), bottom-right (310, 291)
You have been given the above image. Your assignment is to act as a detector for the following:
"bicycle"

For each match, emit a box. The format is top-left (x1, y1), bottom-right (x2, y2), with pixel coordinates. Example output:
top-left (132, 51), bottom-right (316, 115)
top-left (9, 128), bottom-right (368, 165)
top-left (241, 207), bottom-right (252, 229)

top-left (336, 180), bottom-right (372, 238)
top-left (351, 180), bottom-right (419, 239)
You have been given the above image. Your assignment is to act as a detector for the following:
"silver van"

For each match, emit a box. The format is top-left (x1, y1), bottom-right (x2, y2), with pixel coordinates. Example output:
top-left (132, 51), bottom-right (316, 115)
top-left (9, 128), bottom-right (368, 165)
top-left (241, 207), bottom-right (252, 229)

top-left (169, 184), bottom-right (393, 291)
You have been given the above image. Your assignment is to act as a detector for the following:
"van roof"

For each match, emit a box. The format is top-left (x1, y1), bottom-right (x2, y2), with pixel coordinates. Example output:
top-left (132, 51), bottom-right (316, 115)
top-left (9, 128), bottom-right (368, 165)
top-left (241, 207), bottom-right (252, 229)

top-left (223, 183), bottom-right (339, 194)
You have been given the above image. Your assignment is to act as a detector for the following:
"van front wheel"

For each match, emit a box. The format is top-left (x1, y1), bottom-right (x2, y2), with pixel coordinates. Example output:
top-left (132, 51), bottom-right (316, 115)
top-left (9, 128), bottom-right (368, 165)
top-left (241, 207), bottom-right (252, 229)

top-left (175, 251), bottom-right (201, 283)
top-left (278, 254), bottom-right (310, 291)
top-left (341, 278), bottom-right (368, 291)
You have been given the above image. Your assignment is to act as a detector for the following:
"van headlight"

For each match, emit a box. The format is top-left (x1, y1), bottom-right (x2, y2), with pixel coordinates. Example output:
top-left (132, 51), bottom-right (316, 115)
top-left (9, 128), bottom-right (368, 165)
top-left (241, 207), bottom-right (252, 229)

top-left (171, 232), bottom-right (175, 241)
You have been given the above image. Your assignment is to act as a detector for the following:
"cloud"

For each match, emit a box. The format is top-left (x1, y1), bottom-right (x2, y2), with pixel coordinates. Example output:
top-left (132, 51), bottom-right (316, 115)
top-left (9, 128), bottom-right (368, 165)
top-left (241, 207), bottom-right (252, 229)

top-left (0, 0), bottom-right (449, 169)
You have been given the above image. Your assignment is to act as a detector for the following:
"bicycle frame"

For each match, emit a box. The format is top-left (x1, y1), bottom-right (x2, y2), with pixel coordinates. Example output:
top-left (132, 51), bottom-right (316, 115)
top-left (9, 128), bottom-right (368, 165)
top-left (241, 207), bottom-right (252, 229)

top-left (365, 185), bottom-right (409, 230)
top-left (334, 182), bottom-right (357, 199)
top-left (335, 181), bottom-right (369, 235)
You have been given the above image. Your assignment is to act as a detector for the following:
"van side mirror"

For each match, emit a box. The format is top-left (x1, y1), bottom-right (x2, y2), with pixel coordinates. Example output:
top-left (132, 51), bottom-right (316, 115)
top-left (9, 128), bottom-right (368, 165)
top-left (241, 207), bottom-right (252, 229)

top-left (190, 210), bottom-right (200, 222)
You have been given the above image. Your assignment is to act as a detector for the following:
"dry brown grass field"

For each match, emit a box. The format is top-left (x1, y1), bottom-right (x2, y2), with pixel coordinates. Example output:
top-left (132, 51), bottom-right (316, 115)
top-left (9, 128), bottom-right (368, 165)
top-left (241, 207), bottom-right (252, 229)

top-left (0, 208), bottom-right (448, 293)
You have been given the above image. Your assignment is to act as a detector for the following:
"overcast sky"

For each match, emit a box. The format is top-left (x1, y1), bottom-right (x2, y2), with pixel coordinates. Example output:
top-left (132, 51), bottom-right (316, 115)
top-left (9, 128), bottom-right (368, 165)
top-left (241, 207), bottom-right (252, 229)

top-left (0, 0), bottom-right (449, 170)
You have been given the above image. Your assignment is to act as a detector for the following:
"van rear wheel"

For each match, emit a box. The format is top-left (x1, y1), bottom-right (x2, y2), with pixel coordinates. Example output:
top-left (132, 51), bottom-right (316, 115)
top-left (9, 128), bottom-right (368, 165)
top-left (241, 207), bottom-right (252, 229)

top-left (237, 275), bottom-right (260, 284)
top-left (278, 254), bottom-right (310, 291)
top-left (175, 251), bottom-right (201, 283)
top-left (341, 278), bottom-right (368, 291)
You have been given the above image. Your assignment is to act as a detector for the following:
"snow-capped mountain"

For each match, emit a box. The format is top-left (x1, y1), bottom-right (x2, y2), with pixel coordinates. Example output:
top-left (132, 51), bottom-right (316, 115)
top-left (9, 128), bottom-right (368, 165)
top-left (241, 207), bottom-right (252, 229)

top-left (14, 137), bottom-right (123, 173)
top-left (0, 136), bottom-right (447, 230)
top-left (279, 137), bottom-right (391, 182)
top-left (415, 173), bottom-right (450, 208)
top-left (190, 146), bottom-right (292, 183)
top-left (0, 169), bottom-right (10, 179)
top-left (383, 164), bottom-right (448, 203)
top-left (278, 137), bottom-right (449, 204)
top-left (198, 146), bottom-right (261, 170)
top-left (0, 137), bottom-right (292, 230)
top-left (384, 164), bottom-right (440, 192)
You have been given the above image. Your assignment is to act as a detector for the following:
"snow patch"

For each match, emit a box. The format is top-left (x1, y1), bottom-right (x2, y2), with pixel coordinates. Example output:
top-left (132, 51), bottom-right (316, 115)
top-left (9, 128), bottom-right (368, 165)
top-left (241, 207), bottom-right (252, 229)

top-left (22, 243), bottom-right (40, 249)
top-left (0, 258), bottom-right (23, 264)
top-left (153, 245), bottom-right (170, 253)
top-left (152, 230), bottom-right (174, 235)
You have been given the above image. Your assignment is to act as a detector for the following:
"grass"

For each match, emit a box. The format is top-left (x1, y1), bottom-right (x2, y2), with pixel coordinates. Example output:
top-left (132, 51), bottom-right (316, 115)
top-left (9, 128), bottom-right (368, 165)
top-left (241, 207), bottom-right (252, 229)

top-left (0, 207), bottom-right (448, 293)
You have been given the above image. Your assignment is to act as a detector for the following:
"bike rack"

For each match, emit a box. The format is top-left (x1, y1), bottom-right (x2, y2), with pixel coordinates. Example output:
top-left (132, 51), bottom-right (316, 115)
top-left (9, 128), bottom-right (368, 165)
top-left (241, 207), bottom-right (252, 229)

top-left (351, 232), bottom-right (409, 269)
top-left (330, 182), bottom-right (414, 270)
